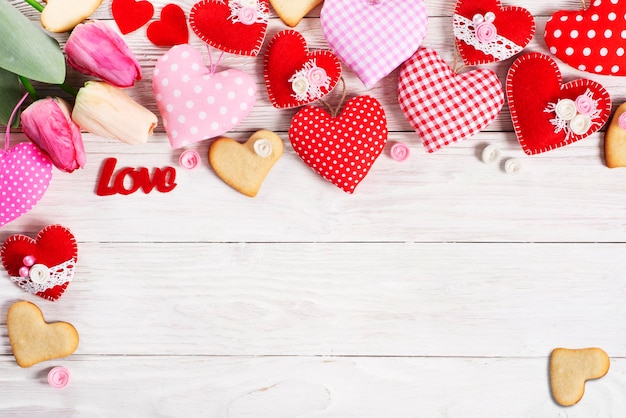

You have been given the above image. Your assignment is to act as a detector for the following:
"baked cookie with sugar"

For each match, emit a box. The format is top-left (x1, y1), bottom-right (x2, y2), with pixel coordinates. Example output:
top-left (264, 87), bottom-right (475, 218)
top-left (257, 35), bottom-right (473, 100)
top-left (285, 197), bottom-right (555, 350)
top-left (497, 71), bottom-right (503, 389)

top-left (550, 347), bottom-right (610, 406)
top-left (270, 0), bottom-right (323, 27)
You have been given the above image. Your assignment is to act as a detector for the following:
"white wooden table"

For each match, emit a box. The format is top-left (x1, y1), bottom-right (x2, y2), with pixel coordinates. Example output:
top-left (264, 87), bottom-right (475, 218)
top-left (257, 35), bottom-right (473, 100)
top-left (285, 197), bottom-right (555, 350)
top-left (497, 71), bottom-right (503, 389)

top-left (2, 0), bottom-right (626, 416)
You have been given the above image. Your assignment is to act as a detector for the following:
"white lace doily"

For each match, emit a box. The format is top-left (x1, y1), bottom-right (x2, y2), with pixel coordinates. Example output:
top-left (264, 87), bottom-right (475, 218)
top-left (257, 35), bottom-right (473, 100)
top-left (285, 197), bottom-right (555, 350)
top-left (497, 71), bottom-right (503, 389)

top-left (10, 258), bottom-right (76, 294)
top-left (453, 14), bottom-right (523, 61)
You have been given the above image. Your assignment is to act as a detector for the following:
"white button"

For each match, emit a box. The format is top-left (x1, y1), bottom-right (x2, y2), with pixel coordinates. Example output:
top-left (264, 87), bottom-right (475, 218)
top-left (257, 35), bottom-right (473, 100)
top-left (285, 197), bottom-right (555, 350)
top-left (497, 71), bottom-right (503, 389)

top-left (481, 144), bottom-right (500, 164)
top-left (254, 139), bottom-right (273, 158)
top-left (504, 159), bottom-right (522, 175)
top-left (29, 264), bottom-right (49, 284)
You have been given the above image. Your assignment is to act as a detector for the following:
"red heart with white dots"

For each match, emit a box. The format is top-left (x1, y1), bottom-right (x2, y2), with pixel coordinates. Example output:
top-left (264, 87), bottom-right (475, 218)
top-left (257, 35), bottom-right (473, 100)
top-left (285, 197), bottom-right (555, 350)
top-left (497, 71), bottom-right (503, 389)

top-left (506, 53), bottom-right (611, 155)
top-left (288, 96), bottom-right (388, 194)
top-left (189, 0), bottom-right (269, 57)
top-left (264, 30), bottom-right (342, 109)
top-left (1, 225), bottom-right (78, 301)
top-left (147, 4), bottom-right (189, 47)
top-left (453, 0), bottom-right (535, 65)
top-left (545, 0), bottom-right (626, 75)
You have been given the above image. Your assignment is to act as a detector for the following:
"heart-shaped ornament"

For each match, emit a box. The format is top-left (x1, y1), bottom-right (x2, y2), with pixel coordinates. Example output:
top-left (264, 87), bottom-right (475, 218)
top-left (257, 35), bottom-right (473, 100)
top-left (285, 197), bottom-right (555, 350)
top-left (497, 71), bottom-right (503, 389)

top-left (289, 96), bottom-right (388, 193)
top-left (41, 0), bottom-right (103, 32)
top-left (506, 52), bottom-right (611, 155)
top-left (269, 0), bottom-right (323, 27)
top-left (1, 225), bottom-right (78, 301)
top-left (398, 48), bottom-right (504, 153)
top-left (605, 102), bottom-right (626, 168)
top-left (153, 44), bottom-right (257, 149)
top-left (209, 130), bottom-right (284, 197)
top-left (147, 4), bottom-right (189, 47)
top-left (111, 0), bottom-right (154, 35)
top-left (264, 30), bottom-right (341, 109)
top-left (7, 300), bottom-right (79, 368)
top-left (550, 348), bottom-right (610, 407)
top-left (320, 0), bottom-right (427, 88)
top-left (0, 143), bottom-right (53, 228)
top-left (545, 1), bottom-right (626, 75)
top-left (189, 0), bottom-right (269, 57)
top-left (453, 0), bottom-right (535, 65)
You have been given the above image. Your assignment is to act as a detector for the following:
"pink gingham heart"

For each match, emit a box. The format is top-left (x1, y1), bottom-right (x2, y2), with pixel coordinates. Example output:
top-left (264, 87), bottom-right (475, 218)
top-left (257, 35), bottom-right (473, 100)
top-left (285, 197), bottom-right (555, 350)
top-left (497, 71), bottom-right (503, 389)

top-left (152, 44), bottom-right (257, 149)
top-left (320, 0), bottom-right (428, 88)
top-left (0, 143), bottom-right (53, 228)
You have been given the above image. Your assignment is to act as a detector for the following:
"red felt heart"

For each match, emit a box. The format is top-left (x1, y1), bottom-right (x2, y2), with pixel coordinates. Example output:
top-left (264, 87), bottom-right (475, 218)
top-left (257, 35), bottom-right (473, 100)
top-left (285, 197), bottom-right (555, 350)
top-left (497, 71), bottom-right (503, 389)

top-left (544, 2), bottom-right (626, 75)
top-left (189, 0), bottom-right (269, 57)
top-left (264, 30), bottom-right (342, 109)
top-left (398, 48), bottom-right (504, 153)
top-left (147, 4), bottom-right (188, 47)
top-left (453, 0), bottom-right (535, 65)
top-left (289, 96), bottom-right (388, 193)
top-left (506, 52), bottom-right (611, 155)
top-left (111, 0), bottom-right (155, 35)
top-left (1, 225), bottom-right (78, 301)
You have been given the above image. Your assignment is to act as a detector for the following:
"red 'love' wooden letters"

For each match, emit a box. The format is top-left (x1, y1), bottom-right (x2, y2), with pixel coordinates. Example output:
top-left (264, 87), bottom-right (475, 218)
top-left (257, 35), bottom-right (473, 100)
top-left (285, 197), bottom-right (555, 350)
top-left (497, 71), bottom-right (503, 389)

top-left (96, 158), bottom-right (177, 196)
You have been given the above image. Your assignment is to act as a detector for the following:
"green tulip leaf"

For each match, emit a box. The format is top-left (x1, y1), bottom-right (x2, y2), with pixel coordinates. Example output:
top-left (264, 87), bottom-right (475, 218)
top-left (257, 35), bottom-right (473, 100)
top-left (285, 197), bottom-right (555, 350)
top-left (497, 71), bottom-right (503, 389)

top-left (0, 67), bottom-right (22, 128)
top-left (0, 0), bottom-right (66, 84)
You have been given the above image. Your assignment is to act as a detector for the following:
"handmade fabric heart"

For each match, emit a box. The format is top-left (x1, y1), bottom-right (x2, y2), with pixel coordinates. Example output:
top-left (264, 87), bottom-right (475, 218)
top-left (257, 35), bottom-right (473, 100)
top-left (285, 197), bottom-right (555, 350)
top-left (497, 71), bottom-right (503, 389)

top-left (545, 0), bottom-right (626, 75)
top-left (189, 0), bottom-right (269, 57)
top-left (111, 0), bottom-right (154, 35)
top-left (269, 0), bottom-right (323, 27)
top-left (264, 30), bottom-right (341, 109)
top-left (398, 48), bottom-right (504, 153)
top-left (289, 96), bottom-right (388, 193)
top-left (147, 4), bottom-right (189, 47)
top-left (0, 143), bottom-right (53, 228)
top-left (506, 52), bottom-right (611, 155)
top-left (453, 0), bottom-right (535, 65)
top-left (209, 130), bottom-right (284, 197)
top-left (320, 0), bottom-right (427, 88)
top-left (1, 225), bottom-right (77, 301)
top-left (153, 44), bottom-right (257, 149)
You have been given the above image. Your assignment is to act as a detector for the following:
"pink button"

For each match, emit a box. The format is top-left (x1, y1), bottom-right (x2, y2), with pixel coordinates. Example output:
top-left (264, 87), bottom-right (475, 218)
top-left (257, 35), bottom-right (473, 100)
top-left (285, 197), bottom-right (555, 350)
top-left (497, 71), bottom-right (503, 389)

top-left (390, 142), bottom-right (410, 162)
top-left (48, 366), bottom-right (70, 389)
top-left (619, 113), bottom-right (626, 130)
top-left (179, 150), bottom-right (200, 169)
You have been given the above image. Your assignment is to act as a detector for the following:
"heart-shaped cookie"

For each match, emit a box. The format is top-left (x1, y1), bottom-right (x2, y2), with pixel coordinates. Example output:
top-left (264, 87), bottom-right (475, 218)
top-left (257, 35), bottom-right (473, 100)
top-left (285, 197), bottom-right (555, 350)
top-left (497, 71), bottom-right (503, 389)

top-left (209, 130), bottom-right (284, 197)
top-left (545, 1), bottom-right (626, 75)
top-left (453, 0), bottom-right (535, 65)
top-left (41, 0), bottom-right (103, 32)
top-left (0, 143), bottom-right (53, 228)
top-left (189, 0), bottom-right (269, 57)
top-left (398, 48), bottom-right (504, 153)
top-left (605, 102), bottom-right (626, 168)
top-left (153, 44), bottom-right (257, 149)
top-left (1, 225), bottom-right (78, 301)
top-left (111, 0), bottom-right (154, 35)
top-left (289, 96), bottom-right (388, 193)
top-left (264, 30), bottom-right (341, 109)
top-left (320, 0), bottom-right (427, 88)
top-left (147, 4), bottom-right (189, 47)
top-left (506, 53), bottom-right (611, 155)
top-left (269, 0), bottom-right (323, 27)
top-left (7, 300), bottom-right (79, 368)
top-left (550, 347), bottom-right (610, 407)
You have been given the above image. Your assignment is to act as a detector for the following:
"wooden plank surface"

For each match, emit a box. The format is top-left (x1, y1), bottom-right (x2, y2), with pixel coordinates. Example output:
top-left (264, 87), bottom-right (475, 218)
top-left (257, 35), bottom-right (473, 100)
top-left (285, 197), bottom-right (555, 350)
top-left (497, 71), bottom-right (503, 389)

top-left (2, 0), bottom-right (626, 416)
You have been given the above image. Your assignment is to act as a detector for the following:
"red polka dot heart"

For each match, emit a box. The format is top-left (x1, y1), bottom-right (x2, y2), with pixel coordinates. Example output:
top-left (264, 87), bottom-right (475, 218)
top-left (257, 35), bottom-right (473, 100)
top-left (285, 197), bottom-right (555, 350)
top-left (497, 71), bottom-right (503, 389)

top-left (289, 96), bottom-right (388, 194)
top-left (545, 0), bottom-right (626, 75)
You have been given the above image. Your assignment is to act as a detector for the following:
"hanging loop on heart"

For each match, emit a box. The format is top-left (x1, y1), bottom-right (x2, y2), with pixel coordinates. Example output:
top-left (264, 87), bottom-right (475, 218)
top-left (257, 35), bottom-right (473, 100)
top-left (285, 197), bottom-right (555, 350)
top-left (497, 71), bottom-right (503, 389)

top-left (4, 93), bottom-right (29, 152)
top-left (206, 45), bottom-right (225, 76)
top-left (318, 77), bottom-right (347, 117)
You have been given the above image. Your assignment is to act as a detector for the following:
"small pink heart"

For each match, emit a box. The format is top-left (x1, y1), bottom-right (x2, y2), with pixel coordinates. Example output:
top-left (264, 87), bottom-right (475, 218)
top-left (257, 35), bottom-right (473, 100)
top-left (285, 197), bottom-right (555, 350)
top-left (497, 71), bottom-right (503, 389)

top-left (152, 45), bottom-right (257, 149)
top-left (0, 143), bottom-right (53, 228)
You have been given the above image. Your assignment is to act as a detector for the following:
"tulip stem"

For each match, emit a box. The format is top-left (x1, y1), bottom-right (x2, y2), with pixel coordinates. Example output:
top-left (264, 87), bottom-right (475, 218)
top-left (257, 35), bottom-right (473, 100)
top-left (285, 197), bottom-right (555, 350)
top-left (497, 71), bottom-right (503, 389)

top-left (58, 83), bottom-right (78, 97)
top-left (19, 76), bottom-right (40, 101)
top-left (23, 0), bottom-right (44, 12)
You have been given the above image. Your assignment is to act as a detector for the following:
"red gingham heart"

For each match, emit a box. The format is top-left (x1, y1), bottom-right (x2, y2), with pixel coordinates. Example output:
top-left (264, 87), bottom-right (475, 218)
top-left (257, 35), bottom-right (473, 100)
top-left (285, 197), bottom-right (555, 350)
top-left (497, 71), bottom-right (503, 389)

top-left (506, 52), bottom-right (611, 155)
top-left (289, 96), bottom-right (388, 194)
top-left (398, 48), bottom-right (504, 153)
top-left (544, 0), bottom-right (626, 75)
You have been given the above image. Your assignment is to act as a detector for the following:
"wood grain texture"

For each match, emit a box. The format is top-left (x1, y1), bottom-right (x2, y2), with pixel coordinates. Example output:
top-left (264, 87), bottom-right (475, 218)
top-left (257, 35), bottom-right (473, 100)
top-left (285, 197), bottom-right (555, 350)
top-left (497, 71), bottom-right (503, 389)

top-left (2, 0), bottom-right (626, 416)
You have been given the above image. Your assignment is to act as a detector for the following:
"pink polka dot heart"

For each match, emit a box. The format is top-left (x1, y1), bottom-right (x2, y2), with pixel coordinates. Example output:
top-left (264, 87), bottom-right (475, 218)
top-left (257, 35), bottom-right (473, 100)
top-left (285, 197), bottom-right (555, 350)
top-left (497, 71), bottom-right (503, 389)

top-left (545, 0), bottom-right (626, 75)
top-left (0, 143), bottom-right (53, 228)
top-left (152, 44), bottom-right (257, 149)
top-left (289, 96), bottom-right (388, 194)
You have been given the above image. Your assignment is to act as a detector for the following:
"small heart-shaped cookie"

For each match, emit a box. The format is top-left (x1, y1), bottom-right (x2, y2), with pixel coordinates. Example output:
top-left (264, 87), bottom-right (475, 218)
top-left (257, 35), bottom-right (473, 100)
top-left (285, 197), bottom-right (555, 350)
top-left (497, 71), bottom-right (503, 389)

top-left (41, 0), bottom-right (103, 32)
top-left (605, 102), bottom-right (626, 168)
top-left (270, 0), bottom-right (323, 27)
top-left (550, 347), bottom-right (610, 407)
top-left (209, 130), bottom-right (284, 197)
top-left (7, 301), bottom-right (79, 368)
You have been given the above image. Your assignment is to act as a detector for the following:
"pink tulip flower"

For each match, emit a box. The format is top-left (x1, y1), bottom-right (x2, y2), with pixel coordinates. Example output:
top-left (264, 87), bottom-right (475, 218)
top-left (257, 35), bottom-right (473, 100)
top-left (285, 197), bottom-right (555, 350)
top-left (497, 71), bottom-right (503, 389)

top-left (65, 20), bottom-right (142, 88)
top-left (21, 97), bottom-right (86, 173)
